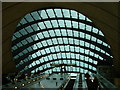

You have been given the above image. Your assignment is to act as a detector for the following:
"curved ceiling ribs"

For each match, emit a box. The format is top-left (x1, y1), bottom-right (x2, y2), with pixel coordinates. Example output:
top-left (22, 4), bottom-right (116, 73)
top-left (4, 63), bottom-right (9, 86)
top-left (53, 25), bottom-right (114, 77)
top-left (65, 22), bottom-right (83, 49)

top-left (11, 7), bottom-right (113, 74)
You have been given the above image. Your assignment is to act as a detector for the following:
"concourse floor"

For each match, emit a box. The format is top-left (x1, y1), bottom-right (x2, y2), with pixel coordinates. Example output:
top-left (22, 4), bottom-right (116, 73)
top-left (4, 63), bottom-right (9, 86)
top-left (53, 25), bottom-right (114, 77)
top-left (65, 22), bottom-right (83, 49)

top-left (26, 74), bottom-right (68, 89)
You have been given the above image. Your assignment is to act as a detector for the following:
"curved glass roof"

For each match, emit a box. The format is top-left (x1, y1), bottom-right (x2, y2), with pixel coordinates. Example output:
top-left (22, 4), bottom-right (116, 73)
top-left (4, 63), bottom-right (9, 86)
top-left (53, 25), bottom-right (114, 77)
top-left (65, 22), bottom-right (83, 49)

top-left (11, 7), bottom-right (113, 74)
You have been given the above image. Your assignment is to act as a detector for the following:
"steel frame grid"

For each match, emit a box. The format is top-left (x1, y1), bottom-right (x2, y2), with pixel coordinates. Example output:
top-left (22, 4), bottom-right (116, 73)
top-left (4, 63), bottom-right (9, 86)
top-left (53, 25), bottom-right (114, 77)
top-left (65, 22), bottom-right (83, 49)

top-left (11, 7), bottom-right (113, 74)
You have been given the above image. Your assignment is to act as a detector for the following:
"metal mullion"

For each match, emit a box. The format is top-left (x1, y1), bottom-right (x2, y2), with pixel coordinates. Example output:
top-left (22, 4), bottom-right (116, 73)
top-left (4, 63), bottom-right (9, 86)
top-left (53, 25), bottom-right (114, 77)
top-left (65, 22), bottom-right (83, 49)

top-left (37, 10), bottom-right (55, 47)
top-left (23, 17), bottom-right (42, 54)
top-left (78, 12), bottom-right (81, 73)
top-left (24, 17), bottom-right (36, 33)
top-left (45, 10), bottom-right (62, 68)
top-left (25, 26), bottom-right (45, 71)
top-left (60, 9), bottom-right (69, 64)
top-left (16, 31), bottom-right (29, 56)
top-left (29, 13), bottom-right (36, 21)
top-left (44, 9), bottom-right (59, 62)
top-left (83, 19), bottom-right (87, 73)
top-left (24, 18), bottom-right (48, 63)
top-left (69, 10), bottom-right (76, 63)
top-left (87, 26), bottom-right (94, 70)
top-left (59, 9), bottom-right (66, 65)
top-left (75, 54), bottom-right (77, 72)
top-left (91, 26), bottom-right (99, 70)
top-left (38, 59), bottom-right (45, 71)
top-left (13, 35), bottom-right (25, 59)
top-left (52, 9), bottom-right (63, 54)
top-left (60, 9), bottom-right (68, 53)
top-left (30, 12), bottom-right (51, 56)
top-left (31, 22), bottom-right (51, 61)
top-left (44, 64), bottom-right (50, 74)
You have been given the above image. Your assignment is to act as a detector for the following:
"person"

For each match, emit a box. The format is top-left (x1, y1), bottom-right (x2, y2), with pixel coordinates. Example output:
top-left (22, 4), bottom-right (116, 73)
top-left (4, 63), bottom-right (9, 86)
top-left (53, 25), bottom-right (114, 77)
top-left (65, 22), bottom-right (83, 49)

top-left (56, 82), bottom-right (58, 86)
top-left (85, 72), bottom-right (90, 80)
top-left (85, 73), bottom-right (93, 90)
top-left (92, 77), bottom-right (99, 90)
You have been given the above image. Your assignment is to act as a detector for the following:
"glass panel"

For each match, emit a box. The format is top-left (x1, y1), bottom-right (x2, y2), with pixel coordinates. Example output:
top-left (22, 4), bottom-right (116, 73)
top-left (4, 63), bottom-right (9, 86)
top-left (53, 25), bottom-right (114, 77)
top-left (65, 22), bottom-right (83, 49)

top-left (55, 46), bottom-right (60, 52)
top-left (42, 41), bottom-right (48, 47)
top-left (74, 39), bottom-right (79, 45)
top-left (93, 27), bottom-right (98, 34)
top-left (86, 34), bottom-right (91, 40)
top-left (44, 21), bottom-right (52, 28)
top-left (65, 20), bottom-right (71, 28)
top-left (61, 29), bottom-right (67, 36)
top-left (71, 10), bottom-right (77, 19)
top-left (63, 38), bottom-right (68, 44)
top-left (43, 31), bottom-right (50, 38)
top-left (80, 48), bottom-right (84, 54)
top-left (90, 44), bottom-right (94, 49)
top-left (72, 21), bottom-right (78, 29)
top-left (25, 14), bottom-right (34, 22)
top-left (67, 30), bottom-right (73, 36)
top-left (85, 49), bottom-right (89, 55)
top-left (80, 40), bottom-right (84, 46)
top-left (31, 24), bottom-right (38, 31)
top-left (52, 38), bottom-right (58, 44)
top-left (49, 30), bottom-right (55, 37)
top-left (15, 32), bottom-right (22, 38)
top-left (50, 47), bottom-right (55, 52)
top-left (97, 39), bottom-right (102, 44)
top-left (25, 26), bottom-right (34, 33)
top-left (31, 11), bottom-right (40, 20)
top-left (79, 13), bottom-right (85, 20)
top-left (86, 25), bottom-right (92, 32)
top-left (62, 9), bottom-right (70, 18)
top-left (86, 18), bottom-right (92, 22)
top-left (40, 49), bottom-right (46, 55)
top-left (37, 33), bottom-right (44, 39)
top-left (91, 36), bottom-right (96, 42)
top-left (58, 38), bottom-right (63, 44)
top-left (80, 32), bottom-right (85, 38)
top-left (58, 20), bottom-right (65, 27)
top-left (79, 23), bottom-right (85, 30)
top-left (20, 18), bottom-right (27, 24)
top-left (85, 42), bottom-right (90, 47)
top-left (46, 9), bottom-right (55, 18)
top-left (40, 10), bottom-right (48, 19)
top-left (99, 31), bottom-right (104, 36)
top-left (38, 22), bottom-right (46, 29)
top-left (55, 29), bottom-right (61, 36)
top-left (70, 46), bottom-right (74, 52)
top-left (54, 9), bottom-right (62, 17)
top-left (47, 39), bottom-right (53, 45)
top-left (51, 20), bottom-right (58, 28)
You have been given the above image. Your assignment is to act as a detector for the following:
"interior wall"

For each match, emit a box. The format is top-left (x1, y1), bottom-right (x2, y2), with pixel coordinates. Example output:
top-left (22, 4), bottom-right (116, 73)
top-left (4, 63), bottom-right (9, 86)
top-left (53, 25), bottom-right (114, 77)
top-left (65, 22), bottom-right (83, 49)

top-left (2, 2), bottom-right (120, 77)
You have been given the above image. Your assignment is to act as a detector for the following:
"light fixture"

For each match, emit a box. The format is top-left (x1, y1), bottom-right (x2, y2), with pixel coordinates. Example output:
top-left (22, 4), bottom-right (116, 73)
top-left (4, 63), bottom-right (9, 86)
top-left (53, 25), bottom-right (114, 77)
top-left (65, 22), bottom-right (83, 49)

top-left (28, 82), bottom-right (30, 83)
top-left (22, 84), bottom-right (25, 86)
top-left (14, 87), bottom-right (17, 89)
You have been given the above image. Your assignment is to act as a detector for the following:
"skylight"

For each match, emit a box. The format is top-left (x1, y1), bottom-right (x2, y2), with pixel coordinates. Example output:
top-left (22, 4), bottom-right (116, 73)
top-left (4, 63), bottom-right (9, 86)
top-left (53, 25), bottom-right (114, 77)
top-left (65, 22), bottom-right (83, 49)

top-left (11, 7), bottom-right (113, 75)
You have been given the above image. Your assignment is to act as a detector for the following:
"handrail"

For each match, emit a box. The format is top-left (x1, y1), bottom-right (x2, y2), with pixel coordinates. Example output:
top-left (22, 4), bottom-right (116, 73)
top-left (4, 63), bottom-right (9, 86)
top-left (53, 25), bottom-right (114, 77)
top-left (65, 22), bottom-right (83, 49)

top-left (82, 74), bottom-right (88, 89)
top-left (93, 73), bottom-right (117, 88)
top-left (58, 74), bottom-right (71, 89)
top-left (73, 74), bottom-right (80, 89)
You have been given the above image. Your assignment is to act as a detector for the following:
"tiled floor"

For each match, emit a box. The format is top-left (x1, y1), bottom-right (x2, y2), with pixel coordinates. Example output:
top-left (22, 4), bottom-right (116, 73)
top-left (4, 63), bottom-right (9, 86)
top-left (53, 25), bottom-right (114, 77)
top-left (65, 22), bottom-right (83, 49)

top-left (27, 74), bottom-right (68, 89)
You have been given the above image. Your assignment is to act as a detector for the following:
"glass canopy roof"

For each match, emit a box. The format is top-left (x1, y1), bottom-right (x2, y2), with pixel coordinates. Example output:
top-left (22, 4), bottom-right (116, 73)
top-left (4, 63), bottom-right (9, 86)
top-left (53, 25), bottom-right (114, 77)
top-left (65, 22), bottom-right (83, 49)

top-left (11, 7), bottom-right (113, 75)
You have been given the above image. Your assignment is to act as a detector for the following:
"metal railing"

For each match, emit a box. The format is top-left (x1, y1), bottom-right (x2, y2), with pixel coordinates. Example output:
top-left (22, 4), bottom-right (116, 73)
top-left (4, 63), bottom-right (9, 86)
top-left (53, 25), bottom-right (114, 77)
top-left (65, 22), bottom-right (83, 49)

top-left (93, 73), bottom-right (117, 88)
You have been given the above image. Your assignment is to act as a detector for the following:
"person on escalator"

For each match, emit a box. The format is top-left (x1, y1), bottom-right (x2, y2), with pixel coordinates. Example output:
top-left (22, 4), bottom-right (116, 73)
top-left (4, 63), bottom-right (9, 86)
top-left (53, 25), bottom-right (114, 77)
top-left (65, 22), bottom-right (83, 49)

top-left (85, 73), bottom-right (93, 90)
top-left (92, 77), bottom-right (99, 90)
top-left (85, 73), bottom-right (90, 80)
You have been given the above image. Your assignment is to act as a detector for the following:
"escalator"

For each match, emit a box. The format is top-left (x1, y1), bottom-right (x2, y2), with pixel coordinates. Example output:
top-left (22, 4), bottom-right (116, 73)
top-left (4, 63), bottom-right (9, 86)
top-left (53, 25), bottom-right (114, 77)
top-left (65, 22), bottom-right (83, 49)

top-left (65, 79), bottom-right (75, 90)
